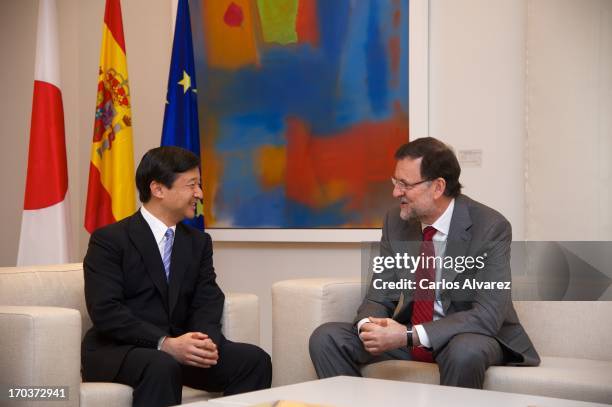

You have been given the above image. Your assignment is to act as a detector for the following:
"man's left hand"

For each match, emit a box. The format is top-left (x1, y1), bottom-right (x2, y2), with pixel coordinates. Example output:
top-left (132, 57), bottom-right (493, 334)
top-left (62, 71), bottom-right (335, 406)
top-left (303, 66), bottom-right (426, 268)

top-left (359, 317), bottom-right (407, 355)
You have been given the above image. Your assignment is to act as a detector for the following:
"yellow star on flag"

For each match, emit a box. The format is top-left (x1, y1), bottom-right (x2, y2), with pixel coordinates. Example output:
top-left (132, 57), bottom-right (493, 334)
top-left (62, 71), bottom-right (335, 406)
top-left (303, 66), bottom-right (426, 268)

top-left (196, 199), bottom-right (203, 217)
top-left (178, 71), bottom-right (191, 94)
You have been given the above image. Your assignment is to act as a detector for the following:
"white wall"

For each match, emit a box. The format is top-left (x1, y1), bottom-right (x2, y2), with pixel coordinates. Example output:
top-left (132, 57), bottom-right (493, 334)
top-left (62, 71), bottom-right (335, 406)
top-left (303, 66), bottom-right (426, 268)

top-left (526, 0), bottom-right (612, 240)
top-left (0, 0), bottom-right (37, 267)
top-left (214, 241), bottom-right (362, 353)
top-left (429, 0), bottom-right (527, 239)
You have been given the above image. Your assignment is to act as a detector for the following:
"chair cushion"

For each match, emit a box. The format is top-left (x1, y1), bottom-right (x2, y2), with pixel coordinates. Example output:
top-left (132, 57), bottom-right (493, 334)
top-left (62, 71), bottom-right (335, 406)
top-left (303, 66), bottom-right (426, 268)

top-left (182, 386), bottom-right (219, 404)
top-left (0, 264), bottom-right (92, 334)
top-left (362, 360), bottom-right (439, 384)
top-left (514, 301), bottom-right (612, 361)
top-left (80, 383), bottom-right (215, 407)
top-left (484, 356), bottom-right (612, 404)
top-left (362, 356), bottom-right (612, 404)
top-left (80, 383), bottom-right (132, 407)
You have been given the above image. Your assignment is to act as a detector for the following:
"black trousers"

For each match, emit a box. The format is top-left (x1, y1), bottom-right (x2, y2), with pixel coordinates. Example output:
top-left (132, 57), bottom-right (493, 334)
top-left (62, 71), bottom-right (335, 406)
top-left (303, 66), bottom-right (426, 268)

top-left (114, 337), bottom-right (272, 407)
top-left (309, 322), bottom-right (505, 389)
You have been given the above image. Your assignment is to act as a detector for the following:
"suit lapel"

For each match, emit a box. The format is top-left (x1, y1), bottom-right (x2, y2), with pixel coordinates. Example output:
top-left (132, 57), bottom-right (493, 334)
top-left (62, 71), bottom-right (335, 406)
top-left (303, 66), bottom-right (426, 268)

top-left (398, 219), bottom-right (426, 312)
top-left (389, 218), bottom-right (421, 256)
top-left (128, 211), bottom-right (169, 309)
top-left (440, 195), bottom-right (472, 311)
top-left (405, 219), bottom-right (422, 242)
top-left (168, 223), bottom-right (191, 317)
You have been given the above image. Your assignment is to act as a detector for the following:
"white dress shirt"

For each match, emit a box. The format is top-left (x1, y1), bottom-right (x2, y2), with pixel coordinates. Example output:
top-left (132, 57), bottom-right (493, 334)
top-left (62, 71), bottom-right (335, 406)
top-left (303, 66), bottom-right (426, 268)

top-left (359, 199), bottom-right (456, 349)
top-left (140, 206), bottom-right (176, 258)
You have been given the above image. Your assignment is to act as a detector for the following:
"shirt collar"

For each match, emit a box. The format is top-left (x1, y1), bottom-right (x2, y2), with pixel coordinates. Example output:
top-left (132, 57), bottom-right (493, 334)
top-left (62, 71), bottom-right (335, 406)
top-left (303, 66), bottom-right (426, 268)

top-left (421, 198), bottom-right (455, 237)
top-left (140, 206), bottom-right (176, 245)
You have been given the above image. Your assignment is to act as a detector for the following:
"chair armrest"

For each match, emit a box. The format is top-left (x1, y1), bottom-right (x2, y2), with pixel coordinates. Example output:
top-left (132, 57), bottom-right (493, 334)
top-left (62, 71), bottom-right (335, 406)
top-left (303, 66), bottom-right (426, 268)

top-left (272, 278), bottom-right (362, 386)
top-left (221, 293), bottom-right (260, 346)
top-left (0, 305), bottom-right (81, 407)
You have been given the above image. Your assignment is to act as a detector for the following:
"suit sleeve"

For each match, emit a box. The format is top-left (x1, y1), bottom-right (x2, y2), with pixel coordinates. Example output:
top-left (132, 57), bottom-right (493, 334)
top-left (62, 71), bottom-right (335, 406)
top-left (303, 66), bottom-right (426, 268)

top-left (421, 219), bottom-right (513, 352)
top-left (187, 234), bottom-right (225, 346)
top-left (354, 211), bottom-right (401, 323)
top-left (84, 229), bottom-right (168, 348)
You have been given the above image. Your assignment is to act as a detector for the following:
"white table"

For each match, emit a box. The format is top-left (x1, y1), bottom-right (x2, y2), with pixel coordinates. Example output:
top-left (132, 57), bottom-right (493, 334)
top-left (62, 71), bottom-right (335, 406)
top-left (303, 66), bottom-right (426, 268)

top-left (184, 376), bottom-right (609, 407)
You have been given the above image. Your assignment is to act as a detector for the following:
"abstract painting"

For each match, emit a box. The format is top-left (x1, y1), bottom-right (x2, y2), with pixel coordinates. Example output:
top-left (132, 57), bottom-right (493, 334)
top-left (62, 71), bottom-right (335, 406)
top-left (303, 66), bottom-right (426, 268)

top-left (192, 0), bottom-right (409, 228)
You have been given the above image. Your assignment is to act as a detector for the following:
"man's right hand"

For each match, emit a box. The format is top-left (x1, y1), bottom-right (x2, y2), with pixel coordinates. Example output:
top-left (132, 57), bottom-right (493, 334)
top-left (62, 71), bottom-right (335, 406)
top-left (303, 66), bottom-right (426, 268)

top-left (359, 317), bottom-right (408, 355)
top-left (161, 332), bottom-right (219, 368)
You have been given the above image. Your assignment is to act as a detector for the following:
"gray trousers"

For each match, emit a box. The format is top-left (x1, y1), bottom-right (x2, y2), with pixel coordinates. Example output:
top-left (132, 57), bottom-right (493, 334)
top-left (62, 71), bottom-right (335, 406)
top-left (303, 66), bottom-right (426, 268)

top-left (309, 322), bottom-right (505, 389)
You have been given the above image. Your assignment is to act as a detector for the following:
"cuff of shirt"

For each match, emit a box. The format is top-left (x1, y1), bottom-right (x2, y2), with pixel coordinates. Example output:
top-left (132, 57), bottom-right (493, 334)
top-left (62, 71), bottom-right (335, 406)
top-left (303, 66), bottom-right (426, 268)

top-left (357, 318), bottom-right (371, 333)
top-left (157, 336), bottom-right (167, 351)
top-left (414, 324), bottom-right (431, 348)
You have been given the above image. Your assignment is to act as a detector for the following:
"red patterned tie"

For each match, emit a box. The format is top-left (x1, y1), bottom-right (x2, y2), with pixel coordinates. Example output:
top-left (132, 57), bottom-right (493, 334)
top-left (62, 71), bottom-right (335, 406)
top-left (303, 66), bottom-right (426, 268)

top-left (411, 225), bottom-right (437, 363)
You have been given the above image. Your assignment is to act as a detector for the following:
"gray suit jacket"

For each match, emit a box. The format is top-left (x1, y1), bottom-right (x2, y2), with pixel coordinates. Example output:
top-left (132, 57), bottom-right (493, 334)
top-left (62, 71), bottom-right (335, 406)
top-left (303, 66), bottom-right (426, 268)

top-left (356, 194), bottom-right (540, 366)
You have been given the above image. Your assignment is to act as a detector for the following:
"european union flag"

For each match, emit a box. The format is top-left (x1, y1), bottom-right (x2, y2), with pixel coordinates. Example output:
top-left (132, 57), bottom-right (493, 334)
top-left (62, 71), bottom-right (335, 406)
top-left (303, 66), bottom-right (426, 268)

top-left (161, 0), bottom-right (203, 230)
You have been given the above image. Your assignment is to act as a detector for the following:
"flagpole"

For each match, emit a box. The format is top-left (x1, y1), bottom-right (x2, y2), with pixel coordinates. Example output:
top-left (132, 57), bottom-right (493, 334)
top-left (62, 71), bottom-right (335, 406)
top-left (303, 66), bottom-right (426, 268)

top-left (171, 0), bottom-right (178, 35)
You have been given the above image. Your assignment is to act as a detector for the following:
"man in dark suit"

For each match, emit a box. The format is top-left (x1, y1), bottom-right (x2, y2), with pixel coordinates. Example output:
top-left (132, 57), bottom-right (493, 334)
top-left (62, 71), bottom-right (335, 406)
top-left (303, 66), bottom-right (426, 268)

top-left (309, 137), bottom-right (539, 389)
top-left (82, 146), bottom-right (272, 407)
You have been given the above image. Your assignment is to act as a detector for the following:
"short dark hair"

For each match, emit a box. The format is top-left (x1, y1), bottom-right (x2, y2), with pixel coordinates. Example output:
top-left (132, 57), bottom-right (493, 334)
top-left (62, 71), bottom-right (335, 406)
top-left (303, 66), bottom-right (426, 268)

top-left (394, 137), bottom-right (462, 197)
top-left (135, 146), bottom-right (200, 203)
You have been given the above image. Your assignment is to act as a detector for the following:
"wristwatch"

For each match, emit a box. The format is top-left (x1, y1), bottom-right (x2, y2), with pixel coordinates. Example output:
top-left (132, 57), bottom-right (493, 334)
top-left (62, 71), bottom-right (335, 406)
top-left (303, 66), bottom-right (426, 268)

top-left (406, 329), bottom-right (413, 348)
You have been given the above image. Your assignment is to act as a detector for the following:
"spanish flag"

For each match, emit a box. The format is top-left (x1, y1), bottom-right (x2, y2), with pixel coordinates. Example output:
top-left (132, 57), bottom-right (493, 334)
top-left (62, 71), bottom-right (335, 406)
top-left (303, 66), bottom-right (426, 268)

top-left (85, 0), bottom-right (135, 233)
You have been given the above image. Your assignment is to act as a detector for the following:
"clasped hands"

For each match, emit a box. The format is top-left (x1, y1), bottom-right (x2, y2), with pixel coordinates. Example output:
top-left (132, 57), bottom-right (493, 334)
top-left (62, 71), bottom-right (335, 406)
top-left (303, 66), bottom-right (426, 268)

top-left (161, 332), bottom-right (218, 368)
top-left (359, 317), bottom-right (419, 355)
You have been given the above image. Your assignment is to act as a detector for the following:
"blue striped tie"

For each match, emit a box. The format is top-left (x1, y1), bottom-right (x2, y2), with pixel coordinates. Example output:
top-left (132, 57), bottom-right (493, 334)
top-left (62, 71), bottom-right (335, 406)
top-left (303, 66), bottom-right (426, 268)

top-left (162, 228), bottom-right (174, 281)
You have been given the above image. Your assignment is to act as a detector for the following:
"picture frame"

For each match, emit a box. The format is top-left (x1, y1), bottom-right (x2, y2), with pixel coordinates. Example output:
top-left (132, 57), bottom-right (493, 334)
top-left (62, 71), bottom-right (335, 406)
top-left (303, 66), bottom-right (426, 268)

top-left (174, 0), bottom-right (430, 242)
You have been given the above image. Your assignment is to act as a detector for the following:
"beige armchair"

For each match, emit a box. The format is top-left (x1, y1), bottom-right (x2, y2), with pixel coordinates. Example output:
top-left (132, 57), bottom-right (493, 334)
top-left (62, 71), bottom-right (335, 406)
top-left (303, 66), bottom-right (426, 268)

top-left (0, 264), bottom-right (261, 407)
top-left (272, 277), bottom-right (612, 404)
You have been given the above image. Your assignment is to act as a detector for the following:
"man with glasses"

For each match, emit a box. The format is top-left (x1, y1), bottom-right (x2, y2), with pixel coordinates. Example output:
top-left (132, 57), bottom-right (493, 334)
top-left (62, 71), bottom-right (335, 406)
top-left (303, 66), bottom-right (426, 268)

top-left (309, 137), bottom-right (539, 389)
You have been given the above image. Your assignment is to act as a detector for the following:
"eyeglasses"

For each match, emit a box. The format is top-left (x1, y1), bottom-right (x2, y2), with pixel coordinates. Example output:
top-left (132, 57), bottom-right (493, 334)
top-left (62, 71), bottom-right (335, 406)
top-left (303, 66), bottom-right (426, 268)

top-left (391, 177), bottom-right (431, 192)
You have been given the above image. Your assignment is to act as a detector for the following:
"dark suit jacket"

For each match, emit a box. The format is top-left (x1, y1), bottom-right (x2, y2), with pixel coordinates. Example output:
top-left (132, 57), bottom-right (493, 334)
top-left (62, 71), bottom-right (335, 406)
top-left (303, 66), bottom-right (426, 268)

top-left (81, 210), bottom-right (225, 382)
top-left (356, 194), bottom-right (540, 366)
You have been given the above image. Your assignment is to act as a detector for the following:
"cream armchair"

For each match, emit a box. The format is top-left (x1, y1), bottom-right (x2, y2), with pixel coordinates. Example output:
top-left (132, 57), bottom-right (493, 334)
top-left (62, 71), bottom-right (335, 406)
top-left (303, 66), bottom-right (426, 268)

top-left (0, 264), bottom-right (260, 407)
top-left (272, 278), bottom-right (612, 404)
